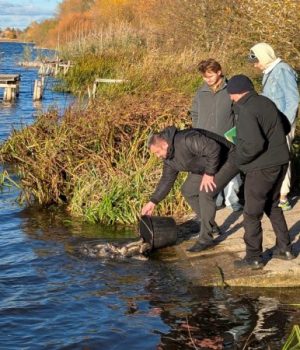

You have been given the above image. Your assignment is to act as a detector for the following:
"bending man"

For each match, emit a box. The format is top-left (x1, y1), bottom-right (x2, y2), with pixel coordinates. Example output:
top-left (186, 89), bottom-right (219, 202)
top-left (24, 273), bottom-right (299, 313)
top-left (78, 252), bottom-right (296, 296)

top-left (141, 126), bottom-right (239, 252)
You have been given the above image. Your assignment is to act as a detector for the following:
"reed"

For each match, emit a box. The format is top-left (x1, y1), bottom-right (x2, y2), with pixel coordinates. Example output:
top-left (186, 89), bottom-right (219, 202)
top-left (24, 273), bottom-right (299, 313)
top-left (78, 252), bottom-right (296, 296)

top-left (0, 92), bottom-right (192, 224)
top-left (1, 39), bottom-right (299, 224)
top-left (57, 48), bottom-right (203, 97)
top-left (282, 325), bottom-right (300, 350)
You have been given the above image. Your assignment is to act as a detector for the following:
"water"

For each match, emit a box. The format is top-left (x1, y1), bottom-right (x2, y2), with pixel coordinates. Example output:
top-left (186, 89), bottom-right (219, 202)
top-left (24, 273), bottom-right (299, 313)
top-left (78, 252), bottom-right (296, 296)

top-left (0, 42), bottom-right (300, 350)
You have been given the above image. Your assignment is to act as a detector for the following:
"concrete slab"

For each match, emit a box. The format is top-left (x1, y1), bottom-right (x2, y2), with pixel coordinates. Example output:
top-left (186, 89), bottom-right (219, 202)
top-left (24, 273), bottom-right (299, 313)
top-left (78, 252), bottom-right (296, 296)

top-left (158, 197), bottom-right (300, 287)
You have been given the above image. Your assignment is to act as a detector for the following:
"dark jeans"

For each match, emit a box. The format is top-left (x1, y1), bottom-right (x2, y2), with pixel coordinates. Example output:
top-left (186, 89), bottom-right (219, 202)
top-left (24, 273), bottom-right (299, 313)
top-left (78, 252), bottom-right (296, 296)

top-left (181, 160), bottom-right (239, 244)
top-left (243, 164), bottom-right (290, 259)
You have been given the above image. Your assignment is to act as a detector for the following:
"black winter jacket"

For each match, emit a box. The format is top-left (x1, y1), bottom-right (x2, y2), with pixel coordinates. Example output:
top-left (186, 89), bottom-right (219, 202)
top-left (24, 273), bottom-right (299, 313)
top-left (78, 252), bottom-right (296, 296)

top-left (150, 127), bottom-right (235, 204)
top-left (233, 91), bottom-right (289, 172)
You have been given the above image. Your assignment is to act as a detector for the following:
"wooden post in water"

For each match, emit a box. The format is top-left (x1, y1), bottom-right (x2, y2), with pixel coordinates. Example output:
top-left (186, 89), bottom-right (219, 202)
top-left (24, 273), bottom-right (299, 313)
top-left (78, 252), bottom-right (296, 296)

top-left (0, 74), bottom-right (20, 102)
top-left (3, 86), bottom-right (14, 101)
top-left (33, 79), bottom-right (44, 101)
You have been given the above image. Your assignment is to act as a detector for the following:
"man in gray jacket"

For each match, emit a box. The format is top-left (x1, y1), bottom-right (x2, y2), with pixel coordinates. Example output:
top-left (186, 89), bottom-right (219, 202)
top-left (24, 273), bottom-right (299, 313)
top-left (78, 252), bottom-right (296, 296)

top-left (190, 59), bottom-right (242, 211)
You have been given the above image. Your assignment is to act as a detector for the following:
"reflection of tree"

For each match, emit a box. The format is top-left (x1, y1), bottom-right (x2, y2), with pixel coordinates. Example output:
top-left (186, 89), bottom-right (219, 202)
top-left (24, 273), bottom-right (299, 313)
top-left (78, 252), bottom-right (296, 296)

top-left (17, 206), bottom-right (297, 349)
top-left (19, 206), bottom-right (137, 246)
top-left (143, 270), bottom-right (291, 349)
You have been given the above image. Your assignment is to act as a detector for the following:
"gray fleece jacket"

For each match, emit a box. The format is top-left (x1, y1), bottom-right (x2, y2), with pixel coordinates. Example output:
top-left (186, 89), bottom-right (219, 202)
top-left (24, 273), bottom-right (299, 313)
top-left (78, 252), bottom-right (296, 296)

top-left (190, 79), bottom-right (234, 136)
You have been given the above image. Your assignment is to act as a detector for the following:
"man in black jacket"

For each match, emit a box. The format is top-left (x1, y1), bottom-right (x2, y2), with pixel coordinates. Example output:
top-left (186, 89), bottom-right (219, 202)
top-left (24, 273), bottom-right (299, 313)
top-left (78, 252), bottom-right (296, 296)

top-left (141, 126), bottom-right (239, 252)
top-left (227, 74), bottom-right (296, 269)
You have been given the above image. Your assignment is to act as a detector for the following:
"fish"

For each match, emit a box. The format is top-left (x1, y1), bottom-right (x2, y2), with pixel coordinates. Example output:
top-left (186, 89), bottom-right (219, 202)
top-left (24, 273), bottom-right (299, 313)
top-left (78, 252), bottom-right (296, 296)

top-left (78, 238), bottom-right (151, 260)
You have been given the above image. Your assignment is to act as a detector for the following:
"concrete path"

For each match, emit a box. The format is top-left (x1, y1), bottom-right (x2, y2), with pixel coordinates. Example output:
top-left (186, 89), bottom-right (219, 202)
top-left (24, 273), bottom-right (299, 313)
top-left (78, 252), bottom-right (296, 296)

top-left (159, 197), bottom-right (300, 287)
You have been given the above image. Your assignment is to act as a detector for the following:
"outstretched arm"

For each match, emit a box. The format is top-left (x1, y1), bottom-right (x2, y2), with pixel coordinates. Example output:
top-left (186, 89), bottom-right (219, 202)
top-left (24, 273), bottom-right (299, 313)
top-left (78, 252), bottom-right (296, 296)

top-left (200, 173), bottom-right (217, 192)
top-left (141, 163), bottom-right (178, 216)
top-left (141, 201), bottom-right (156, 216)
top-left (149, 163), bottom-right (179, 205)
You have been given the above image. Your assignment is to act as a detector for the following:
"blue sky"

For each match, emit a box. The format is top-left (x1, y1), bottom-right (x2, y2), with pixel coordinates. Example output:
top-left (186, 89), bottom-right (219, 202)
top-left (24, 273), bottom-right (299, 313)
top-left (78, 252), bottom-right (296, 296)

top-left (0, 0), bottom-right (61, 30)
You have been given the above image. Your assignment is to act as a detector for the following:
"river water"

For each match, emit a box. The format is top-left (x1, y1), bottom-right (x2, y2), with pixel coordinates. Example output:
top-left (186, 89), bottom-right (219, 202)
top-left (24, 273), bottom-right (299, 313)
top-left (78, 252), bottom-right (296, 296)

top-left (0, 42), bottom-right (299, 350)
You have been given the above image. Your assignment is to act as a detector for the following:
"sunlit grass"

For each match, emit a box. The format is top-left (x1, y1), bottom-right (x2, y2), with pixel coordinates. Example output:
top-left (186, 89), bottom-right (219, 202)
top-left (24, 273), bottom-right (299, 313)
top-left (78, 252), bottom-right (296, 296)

top-left (282, 325), bottom-right (300, 350)
top-left (0, 92), bottom-right (192, 224)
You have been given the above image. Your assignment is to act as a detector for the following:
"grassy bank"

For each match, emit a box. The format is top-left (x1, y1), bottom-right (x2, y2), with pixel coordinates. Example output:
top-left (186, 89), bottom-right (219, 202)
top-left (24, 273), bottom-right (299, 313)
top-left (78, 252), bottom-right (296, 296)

top-left (0, 91), bottom-right (192, 224)
top-left (1, 44), bottom-right (299, 225)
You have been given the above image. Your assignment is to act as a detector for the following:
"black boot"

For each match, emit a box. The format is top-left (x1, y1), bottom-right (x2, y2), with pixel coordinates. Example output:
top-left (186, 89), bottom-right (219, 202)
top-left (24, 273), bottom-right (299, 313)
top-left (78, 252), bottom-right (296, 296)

top-left (272, 250), bottom-right (296, 260)
top-left (187, 240), bottom-right (214, 253)
top-left (234, 257), bottom-right (264, 270)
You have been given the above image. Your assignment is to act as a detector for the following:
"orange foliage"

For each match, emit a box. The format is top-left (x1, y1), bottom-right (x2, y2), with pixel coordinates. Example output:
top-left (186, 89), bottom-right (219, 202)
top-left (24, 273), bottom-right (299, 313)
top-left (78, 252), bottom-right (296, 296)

top-left (52, 12), bottom-right (94, 45)
top-left (58, 0), bottom-right (94, 17)
top-left (21, 0), bottom-right (300, 66)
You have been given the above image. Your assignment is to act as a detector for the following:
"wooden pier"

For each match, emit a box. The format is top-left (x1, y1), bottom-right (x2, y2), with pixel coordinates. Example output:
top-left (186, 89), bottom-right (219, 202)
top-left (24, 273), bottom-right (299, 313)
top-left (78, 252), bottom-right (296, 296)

top-left (0, 74), bottom-right (20, 101)
top-left (19, 59), bottom-right (73, 77)
top-left (38, 60), bottom-right (72, 76)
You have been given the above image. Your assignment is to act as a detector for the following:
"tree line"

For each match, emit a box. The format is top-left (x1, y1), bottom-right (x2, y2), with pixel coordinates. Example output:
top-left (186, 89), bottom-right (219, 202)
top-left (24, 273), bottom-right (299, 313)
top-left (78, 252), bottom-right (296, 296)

top-left (19, 0), bottom-right (299, 68)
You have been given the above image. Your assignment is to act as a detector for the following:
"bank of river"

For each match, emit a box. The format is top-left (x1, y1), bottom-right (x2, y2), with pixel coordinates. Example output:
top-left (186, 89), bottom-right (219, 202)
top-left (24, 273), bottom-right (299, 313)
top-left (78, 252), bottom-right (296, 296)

top-left (1, 42), bottom-right (300, 349)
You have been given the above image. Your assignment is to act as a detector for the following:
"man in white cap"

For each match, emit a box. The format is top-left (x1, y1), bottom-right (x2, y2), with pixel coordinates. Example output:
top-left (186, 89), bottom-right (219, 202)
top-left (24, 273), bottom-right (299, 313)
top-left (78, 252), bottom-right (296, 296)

top-left (249, 42), bottom-right (299, 211)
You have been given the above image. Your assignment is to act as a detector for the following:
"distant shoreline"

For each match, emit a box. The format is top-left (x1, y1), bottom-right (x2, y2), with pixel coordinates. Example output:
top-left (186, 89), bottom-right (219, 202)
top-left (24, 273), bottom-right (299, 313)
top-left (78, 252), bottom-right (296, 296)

top-left (0, 38), bottom-right (34, 44)
top-left (0, 39), bottom-right (53, 50)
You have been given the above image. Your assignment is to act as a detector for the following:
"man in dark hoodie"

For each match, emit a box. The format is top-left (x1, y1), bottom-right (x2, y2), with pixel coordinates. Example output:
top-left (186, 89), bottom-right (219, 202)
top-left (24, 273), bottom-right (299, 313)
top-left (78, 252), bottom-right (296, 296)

top-left (226, 74), bottom-right (295, 270)
top-left (141, 127), bottom-right (239, 252)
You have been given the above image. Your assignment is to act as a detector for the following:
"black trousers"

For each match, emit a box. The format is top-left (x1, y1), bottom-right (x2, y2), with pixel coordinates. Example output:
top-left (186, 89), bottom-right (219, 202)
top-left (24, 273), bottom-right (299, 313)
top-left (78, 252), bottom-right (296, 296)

top-left (243, 164), bottom-right (290, 259)
top-left (181, 159), bottom-right (239, 244)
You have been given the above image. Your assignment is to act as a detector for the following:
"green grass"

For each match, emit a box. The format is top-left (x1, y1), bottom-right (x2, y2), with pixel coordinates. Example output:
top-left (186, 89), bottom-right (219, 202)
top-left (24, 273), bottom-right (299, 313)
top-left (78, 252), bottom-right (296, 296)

top-left (0, 92), bottom-right (192, 224)
top-left (282, 325), bottom-right (300, 350)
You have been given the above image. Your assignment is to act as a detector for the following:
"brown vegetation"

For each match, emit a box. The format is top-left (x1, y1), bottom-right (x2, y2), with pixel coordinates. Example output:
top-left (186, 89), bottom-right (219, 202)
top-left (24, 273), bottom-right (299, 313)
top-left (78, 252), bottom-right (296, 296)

top-left (0, 93), bottom-right (191, 223)
top-left (22, 0), bottom-right (300, 68)
top-left (1, 0), bottom-right (299, 224)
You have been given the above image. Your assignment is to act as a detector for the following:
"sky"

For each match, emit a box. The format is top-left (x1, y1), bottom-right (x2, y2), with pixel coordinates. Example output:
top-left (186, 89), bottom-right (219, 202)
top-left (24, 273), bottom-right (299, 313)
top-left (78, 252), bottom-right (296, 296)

top-left (0, 0), bottom-right (62, 30)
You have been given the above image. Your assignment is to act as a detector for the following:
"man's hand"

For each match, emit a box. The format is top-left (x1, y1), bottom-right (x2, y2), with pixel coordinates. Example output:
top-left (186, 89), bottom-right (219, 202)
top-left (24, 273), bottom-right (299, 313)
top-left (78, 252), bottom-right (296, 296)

top-left (141, 201), bottom-right (156, 216)
top-left (200, 174), bottom-right (217, 192)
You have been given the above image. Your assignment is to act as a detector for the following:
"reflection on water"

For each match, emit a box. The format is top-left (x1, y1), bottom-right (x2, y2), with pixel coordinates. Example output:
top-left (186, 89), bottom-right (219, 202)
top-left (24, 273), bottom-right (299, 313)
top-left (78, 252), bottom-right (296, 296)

top-left (0, 206), bottom-right (298, 349)
top-left (1, 42), bottom-right (300, 349)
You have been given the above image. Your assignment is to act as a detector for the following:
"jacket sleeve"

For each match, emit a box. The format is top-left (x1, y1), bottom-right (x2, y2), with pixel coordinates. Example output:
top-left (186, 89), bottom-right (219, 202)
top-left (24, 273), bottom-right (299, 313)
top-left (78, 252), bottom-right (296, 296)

top-left (236, 111), bottom-right (265, 165)
top-left (278, 68), bottom-right (299, 124)
top-left (150, 163), bottom-right (179, 204)
top-left (185, 133), bottom-right (221, 175)
top-left (190, 92), bottom-right (199, 128)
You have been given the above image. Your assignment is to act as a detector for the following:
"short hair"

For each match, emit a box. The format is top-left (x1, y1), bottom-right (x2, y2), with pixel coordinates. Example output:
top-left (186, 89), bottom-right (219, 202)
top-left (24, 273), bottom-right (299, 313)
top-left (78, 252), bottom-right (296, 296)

top-left (147, 132), bottom-right (166, 148)
top-left (198, 58), bottom-right (222, 74)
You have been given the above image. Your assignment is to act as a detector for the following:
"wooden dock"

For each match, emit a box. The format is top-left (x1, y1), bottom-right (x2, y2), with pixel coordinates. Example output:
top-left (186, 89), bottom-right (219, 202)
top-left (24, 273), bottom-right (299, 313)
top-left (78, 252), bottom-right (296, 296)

top-left (19, 59), bottom-right (73, 77)
top-left (0, 74), bottom-right (21, 101)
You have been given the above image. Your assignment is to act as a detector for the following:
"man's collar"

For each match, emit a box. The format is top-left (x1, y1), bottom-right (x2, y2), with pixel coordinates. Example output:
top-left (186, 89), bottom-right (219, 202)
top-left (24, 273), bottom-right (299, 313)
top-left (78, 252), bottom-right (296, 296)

top-left (201, 77), bottom-right (227, 92)
top-left (263, 58), bottom-right (282, 74)
top-left (235, 90), bottom-right (257, 105)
